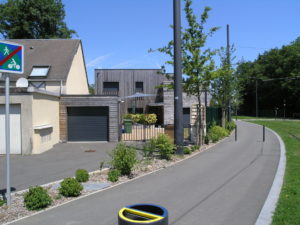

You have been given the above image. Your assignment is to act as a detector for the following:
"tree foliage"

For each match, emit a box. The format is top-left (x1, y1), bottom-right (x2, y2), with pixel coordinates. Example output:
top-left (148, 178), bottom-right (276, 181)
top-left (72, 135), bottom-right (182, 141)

top-left (237, 38), bottom-right (300, 117)
top-left (150, 0), bottom-right (219, 144)
top-left (0, 0), bottom-right (76, 39)
top-left (210, 46), bottom-right (240, 126)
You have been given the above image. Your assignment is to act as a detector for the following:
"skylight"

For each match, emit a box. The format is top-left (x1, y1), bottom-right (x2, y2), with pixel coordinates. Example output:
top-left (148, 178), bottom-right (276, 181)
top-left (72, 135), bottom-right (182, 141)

top-left (30, 66), bottom-right (50, 77)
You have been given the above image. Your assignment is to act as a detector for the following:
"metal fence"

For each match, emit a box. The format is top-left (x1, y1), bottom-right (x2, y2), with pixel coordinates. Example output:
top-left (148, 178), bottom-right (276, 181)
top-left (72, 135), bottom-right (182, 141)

top-left (121, 124), bottom-right (165, 141)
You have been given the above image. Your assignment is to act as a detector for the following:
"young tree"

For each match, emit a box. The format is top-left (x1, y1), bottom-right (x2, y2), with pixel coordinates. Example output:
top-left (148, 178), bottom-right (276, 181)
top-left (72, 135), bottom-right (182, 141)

top-left (210, 46), bottom-right (239, 127)
top-left (150, 0), bottom-right (219, 145)
top-left (0, 0), bottom-right (76, 39)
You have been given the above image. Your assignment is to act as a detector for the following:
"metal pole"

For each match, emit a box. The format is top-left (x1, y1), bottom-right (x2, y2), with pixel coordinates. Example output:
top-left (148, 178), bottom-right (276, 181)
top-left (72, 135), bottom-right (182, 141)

top-left (235, 124), bottom-right (237, 141)
top-left (256, 79), bottom-right (258, 117)
top-left (173, 0), bottom-right (183, 154)
top-left (5, 74), bottom-right (11, 205)
top-left (263, 125), bottom-right (265, 142)
top-left (226, 24), bottom-right (232, 122)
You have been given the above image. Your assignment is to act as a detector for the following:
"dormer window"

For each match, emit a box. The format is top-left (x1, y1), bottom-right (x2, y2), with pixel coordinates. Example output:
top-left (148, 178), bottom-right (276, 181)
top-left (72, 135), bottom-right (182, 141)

top-left (30, 66), bottom-right (50, 77)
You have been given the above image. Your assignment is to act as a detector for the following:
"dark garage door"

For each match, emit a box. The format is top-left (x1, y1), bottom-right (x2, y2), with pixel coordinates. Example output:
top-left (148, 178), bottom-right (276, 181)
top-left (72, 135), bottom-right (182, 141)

top-left (67, 107), bottom-right (108, 141)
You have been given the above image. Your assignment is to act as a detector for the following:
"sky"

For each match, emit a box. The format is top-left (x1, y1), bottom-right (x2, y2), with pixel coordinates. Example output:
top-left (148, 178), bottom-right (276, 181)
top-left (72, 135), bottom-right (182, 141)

top-left (62, 0), bottom-right (300, 85)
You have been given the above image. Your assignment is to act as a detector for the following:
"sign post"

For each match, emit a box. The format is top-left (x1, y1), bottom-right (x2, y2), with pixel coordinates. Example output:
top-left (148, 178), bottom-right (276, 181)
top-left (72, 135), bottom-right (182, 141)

top-left (0, 41), bottom-right (24, 205)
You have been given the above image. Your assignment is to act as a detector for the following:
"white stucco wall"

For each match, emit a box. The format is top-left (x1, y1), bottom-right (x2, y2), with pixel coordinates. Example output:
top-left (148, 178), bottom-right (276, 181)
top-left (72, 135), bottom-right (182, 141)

top-left (65, 44), bottom-right (89, 95)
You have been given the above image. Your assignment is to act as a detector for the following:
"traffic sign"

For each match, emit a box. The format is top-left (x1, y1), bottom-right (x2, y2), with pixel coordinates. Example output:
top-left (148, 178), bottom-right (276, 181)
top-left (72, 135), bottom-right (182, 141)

top-left (0, 41), bottom-right (24, 74)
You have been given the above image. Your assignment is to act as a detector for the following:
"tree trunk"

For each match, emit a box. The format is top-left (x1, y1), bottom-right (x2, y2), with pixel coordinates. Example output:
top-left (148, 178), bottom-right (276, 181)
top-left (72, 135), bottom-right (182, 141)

top-left (197, 94), bottom-right (203, 146)
top-left (221, 108), bottom-right (226, 128)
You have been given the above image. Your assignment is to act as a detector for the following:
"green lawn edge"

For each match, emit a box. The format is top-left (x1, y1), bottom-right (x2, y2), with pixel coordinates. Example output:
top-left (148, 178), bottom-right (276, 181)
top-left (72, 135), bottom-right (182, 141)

top-left (248, 120), bottom-right (300, 225)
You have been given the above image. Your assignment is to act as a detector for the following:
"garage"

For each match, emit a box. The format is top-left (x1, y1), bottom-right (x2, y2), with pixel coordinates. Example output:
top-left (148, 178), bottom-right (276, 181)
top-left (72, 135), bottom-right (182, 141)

top-left (0, 104), bottom-right (22, 154)
top-left (67, 107), bottom-right (108, 141)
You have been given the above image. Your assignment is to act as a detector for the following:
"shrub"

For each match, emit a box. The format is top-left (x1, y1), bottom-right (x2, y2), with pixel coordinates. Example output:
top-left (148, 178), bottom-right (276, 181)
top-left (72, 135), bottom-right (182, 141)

top-left (191, 145), bottom-right (199, 152)
top-left (208, 125), bottom-right (229, 143)
top-left (204, 135), bottom-right (209, 144)
top-left (99, 161), bottom-right (105, 171)
top-left (142, 138), bottom-right (157, 158)
top-left (0, 199), bottom-right (5, 207)
top-left (183, 146), bottom-right (191, 154)
top-left (110, 143), bottom-right (137, 176)
top-left (145, 114), bottom-right (157, 125)
top-left (75, 169), bottom-right (89, 183)
top-left (131, 114), bottom-right (140, 123)
top-left (123, 114), bottom-right (132, 120)
top-left (155, 134), bottom-right (175, 160)
top-left (59, 178), bottom-right (83, 197)
top-left (107, 169), bottom-right (121, 182)
top-left (24, 186), bottom-right (52, 211)
top-left (226, 121), bottom-right (236, 132)
top-left (138, 114), bottom-right (146, 124)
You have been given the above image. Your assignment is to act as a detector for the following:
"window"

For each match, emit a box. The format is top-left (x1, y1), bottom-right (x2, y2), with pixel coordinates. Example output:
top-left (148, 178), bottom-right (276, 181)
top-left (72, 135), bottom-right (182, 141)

top-left (30, 66), bottom-right (50, 77)
top-left (135, 82), bottom-right (143, 93)
top-left (103, 82), bottom-right (119, 95)
top-left (128, 108), bottom-right (144, 114)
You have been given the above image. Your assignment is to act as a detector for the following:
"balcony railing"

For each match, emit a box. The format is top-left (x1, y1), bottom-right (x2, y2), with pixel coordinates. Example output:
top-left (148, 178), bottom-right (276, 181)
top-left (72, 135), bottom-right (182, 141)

top-left (102, 90), bottom-right (119, 96)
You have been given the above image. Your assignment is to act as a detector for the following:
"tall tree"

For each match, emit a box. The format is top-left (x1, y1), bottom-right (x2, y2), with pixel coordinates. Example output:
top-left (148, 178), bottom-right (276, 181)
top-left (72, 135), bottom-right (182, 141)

top-left (237, 37), bottom-right (300, 117)
top-left (0, 0), bottom-right (76, 39)
top-left (150, 0), bottom-right (219, 145)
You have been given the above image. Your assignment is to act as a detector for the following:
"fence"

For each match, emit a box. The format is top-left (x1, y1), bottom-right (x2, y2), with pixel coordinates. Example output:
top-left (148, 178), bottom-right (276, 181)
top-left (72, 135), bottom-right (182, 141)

top-left (121, 124), bottom-right (165, 141)
top-left (206, 107), bottom-right (222, 128)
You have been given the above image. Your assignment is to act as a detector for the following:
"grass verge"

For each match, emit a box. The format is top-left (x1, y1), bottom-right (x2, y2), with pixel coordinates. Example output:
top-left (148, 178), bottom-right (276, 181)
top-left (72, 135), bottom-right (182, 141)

top-left (250, 120), bottom-right (300, 225)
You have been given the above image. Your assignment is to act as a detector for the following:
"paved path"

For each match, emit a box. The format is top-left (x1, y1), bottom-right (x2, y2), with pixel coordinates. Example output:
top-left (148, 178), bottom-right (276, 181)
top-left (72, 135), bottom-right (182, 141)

top-left (9, 121), bottom-right (280, 225)
top-left (0, 142), bottom-right (116, 192)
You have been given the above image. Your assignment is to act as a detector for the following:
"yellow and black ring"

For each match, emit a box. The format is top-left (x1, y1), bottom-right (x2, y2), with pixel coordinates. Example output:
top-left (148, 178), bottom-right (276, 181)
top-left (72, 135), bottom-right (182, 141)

top-left (118, 204), bottom-right (168, 225)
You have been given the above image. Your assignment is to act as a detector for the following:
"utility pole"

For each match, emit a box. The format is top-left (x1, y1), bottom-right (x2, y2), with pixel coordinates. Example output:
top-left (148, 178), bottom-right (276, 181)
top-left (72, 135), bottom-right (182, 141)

top-left (173, 0), bottom-right (183, 154)
top-left (256, 79), bottom-right (258, 117)
top-left (226, 24), bottom-right (232, 121)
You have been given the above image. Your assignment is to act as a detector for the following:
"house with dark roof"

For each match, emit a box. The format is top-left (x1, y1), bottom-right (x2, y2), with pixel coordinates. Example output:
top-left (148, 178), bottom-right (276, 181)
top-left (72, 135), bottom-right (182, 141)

top-left (0, 39), bottom-right (119, 155)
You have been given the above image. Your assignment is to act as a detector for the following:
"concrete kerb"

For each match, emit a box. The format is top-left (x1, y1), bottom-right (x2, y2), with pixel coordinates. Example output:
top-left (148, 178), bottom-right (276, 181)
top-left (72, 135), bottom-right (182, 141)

top-left (254, 125), bottom-right (286, 225)
top-left (4, 135), bottom-right (231, 225)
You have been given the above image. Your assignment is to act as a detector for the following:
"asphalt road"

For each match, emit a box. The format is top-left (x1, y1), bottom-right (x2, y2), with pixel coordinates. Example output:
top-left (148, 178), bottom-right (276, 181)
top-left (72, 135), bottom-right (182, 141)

top-left (9, 121), bottom-right (280, 225)
top-left (0, 142), bottom-right (116, 192)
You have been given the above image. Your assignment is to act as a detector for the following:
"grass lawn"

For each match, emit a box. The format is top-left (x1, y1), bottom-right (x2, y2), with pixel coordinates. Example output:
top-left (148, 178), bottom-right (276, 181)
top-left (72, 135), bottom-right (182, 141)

top-left (237, 115), bottom-right (276, 120)
top-left (250, 120), bottom-right (300, 225)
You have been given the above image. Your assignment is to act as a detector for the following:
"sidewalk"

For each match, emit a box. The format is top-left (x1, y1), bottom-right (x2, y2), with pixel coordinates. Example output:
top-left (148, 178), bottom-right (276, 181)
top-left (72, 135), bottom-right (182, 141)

top-left (8, 121), bottom-right (281, 225)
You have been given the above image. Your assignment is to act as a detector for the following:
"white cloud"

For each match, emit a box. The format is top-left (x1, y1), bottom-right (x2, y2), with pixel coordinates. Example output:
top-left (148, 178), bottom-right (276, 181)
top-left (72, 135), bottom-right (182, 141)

top-left (87, 53), bottom-right (112, 68)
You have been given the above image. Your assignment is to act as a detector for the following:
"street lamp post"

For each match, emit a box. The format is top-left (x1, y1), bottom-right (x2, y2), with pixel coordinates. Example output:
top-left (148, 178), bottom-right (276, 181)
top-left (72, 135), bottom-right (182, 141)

top-left (173, 0), bottom-right (183, 154)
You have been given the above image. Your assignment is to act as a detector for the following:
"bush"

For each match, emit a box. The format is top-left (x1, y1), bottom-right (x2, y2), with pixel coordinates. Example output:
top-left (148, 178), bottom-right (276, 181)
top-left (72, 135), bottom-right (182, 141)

top-left (226, 121), bottom-right (236, 132)
top-left (131, 114), bottom-right (140, 123)
top-left (208, 125), bottom-right (229, 143)
top-left (75, 169), bottom-right (89, 183)
top-left (183, 146), bottom-right (191, 154)
top-left (110, 143), bottom-right (137, 176)
top-left (59, 178), bottom-right (83, 197)
top-left (123, 114), bottom-right (132, 120)
top-left (142, 138), bottom-right (157, 158)
top-left (24, 186), bottom-right (52, 211)
top-left (191, 145), bottom-right (199, 152)
top-left (107, 169), bottom-right (121, 182)
top-left (204, 135), bottom-right (209, 144)
top-left (155, 134), bottom-right (175, 160)
top-left (145, 114), bottom-right (157, 125)
top-left (0, 199), bottom-right (5, 207)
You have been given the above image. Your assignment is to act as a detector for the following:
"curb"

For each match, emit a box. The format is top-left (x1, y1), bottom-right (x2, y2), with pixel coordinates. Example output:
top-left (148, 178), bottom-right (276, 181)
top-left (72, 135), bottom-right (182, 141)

top-left (254, 126), bottom-right (286, 225)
